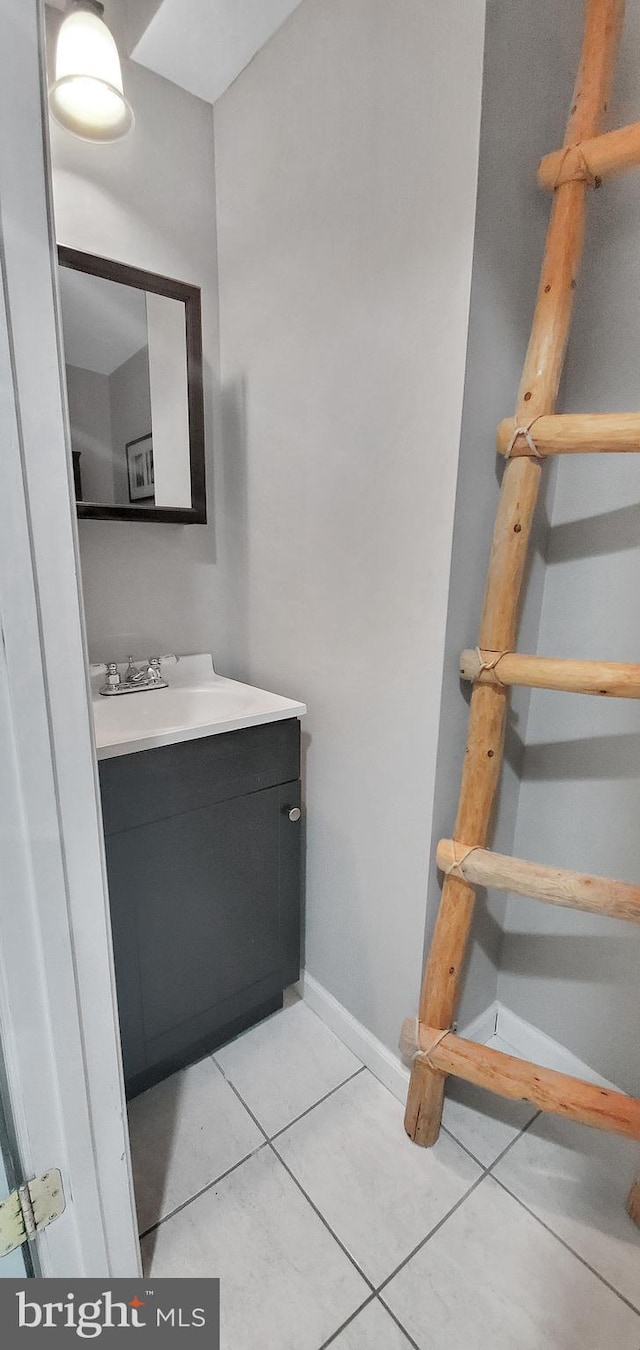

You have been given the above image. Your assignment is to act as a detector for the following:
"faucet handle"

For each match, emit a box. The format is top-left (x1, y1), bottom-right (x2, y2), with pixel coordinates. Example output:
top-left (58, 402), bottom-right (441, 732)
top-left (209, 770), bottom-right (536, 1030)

top-left (101, 662), bottom-right (121, 693)
top-left (147, 656), bottom-right (167, 685)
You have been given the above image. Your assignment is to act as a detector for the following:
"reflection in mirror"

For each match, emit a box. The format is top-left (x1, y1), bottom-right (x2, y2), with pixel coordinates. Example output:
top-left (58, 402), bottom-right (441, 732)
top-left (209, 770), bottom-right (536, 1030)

top-left (57, 249), bottom-right (206, 524)
top-left (60, 269), bottom-right (155, 506)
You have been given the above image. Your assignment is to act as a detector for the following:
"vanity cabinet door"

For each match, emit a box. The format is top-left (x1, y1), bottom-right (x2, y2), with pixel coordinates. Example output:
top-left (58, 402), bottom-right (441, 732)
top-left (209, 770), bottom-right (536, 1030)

top-left (105, 777), bottom-right (301, 1095)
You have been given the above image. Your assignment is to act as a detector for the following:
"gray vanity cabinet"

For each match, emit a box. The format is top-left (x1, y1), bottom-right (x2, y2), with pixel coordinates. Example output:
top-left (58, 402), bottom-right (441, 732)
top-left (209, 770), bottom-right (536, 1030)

top-left (99, 719), bottom-right (302, 1097)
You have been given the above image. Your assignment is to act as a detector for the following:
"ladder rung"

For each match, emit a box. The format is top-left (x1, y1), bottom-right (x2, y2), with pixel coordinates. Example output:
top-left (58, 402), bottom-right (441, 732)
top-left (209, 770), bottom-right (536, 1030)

top-left (460, 649), bottom-right (640, 699)
top-left (436, 839), bottom-right (640, 924)
top-left (404, 1023), bottom-right (640, 1140)
top-left (538, 121), bottom-right (640, 189)
top-left (497, 412), bottom-right (640, 457)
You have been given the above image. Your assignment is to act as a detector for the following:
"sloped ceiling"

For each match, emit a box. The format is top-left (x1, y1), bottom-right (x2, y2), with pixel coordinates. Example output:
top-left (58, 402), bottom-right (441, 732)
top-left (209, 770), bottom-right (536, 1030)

top-left (59, 269), bottom-right (148, 376)
top-left (131, 0), bottom-right (305, 105)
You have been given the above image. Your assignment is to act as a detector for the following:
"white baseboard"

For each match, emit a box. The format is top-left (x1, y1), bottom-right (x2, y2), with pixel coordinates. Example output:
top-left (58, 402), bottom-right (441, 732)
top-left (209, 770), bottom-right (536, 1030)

top-left (456, 999), bottom-right (499, 1046)
top-left (297, 977), bottom-right (501, 1105)
top-left (493, 1004), bottom-right (621, 1093)
top-left (296, 973), bottom-right (622, 1101)
top-left (297, 971), bottom-right (410, 1103)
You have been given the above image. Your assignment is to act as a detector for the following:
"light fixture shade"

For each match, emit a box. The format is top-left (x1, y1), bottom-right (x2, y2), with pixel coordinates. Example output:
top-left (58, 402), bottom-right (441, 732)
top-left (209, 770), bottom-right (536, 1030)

top-left (49, 4), bottom-right (133, 143)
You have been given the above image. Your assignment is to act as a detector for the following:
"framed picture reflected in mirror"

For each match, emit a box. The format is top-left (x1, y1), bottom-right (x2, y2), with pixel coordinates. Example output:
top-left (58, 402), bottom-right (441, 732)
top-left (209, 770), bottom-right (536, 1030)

top-left (126, 433), bottom-right (154, 502)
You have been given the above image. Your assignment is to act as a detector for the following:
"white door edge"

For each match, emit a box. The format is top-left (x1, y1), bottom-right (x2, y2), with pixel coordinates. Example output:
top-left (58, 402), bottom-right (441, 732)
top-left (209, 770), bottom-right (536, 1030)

top-left (0, 0), bottom-right (140, 1276)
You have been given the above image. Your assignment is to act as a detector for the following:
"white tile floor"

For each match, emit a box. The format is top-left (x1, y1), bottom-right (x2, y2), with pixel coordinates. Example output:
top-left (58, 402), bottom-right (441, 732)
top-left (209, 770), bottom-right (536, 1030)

top-left (131, 998), bottom-right (640, 1349)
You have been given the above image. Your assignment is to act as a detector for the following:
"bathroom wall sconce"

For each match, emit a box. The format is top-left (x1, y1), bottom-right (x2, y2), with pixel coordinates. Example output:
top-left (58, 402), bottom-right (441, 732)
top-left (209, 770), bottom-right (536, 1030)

top-left (49, 0), bottom-right (133, 143)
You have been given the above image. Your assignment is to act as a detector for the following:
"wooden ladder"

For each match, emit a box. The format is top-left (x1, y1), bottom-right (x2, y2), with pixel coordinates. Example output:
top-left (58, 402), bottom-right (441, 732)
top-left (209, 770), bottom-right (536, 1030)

top-left (403, 0), bottom-right (640, 1222)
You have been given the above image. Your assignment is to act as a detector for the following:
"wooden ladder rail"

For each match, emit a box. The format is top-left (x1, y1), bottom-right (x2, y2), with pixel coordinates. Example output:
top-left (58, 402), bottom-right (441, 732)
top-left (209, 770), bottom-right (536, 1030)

top-left (405, 0), bottom-right (631, 1165)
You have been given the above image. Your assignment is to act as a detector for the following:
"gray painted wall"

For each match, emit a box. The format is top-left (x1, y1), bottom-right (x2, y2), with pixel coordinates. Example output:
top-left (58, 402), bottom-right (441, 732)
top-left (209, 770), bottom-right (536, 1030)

top-left (109, 345), bottom-right (152, 505)
top-left (499, 0), bottom-right (640, 1093)
top-left (64, 347), bottom-right (151, 506)
top-left (214, 0), bottom-right (486, 1051)
top-left (65, 364), bottom-right (114, 505)
top-left (48, 9), bottom-right (225, 666)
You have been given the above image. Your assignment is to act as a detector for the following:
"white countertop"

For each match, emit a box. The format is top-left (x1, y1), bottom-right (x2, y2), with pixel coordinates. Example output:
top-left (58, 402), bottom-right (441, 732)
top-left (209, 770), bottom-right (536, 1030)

top-left (91, 653), bottom-right (306, 760)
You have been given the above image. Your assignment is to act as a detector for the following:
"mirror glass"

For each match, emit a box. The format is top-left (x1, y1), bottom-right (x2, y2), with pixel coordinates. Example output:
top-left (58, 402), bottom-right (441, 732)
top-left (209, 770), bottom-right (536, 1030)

top-left (58, 250), bottom-right (206, 523)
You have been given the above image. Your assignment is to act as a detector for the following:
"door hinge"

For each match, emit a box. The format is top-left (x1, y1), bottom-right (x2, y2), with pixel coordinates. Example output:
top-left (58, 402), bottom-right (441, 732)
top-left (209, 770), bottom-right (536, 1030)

top-left (0, 1170), bottom-right (65, 1258)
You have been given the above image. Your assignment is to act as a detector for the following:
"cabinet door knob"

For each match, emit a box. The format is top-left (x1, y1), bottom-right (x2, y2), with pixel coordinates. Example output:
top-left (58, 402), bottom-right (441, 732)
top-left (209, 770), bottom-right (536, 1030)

top-left (287, 807), bottom-right (301, 823)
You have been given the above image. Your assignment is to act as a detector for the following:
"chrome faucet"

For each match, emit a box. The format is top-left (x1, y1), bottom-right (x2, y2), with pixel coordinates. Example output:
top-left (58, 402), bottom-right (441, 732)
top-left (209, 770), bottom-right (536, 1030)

top-left (146, 657), bottom-right (165, 684)
top-left (99, 656), bottom-right (169, 696)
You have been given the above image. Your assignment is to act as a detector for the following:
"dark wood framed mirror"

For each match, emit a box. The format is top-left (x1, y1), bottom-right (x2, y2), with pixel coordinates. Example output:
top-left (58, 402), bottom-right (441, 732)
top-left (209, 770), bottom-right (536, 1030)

top-left (58, 247), bottom-right (206, 524)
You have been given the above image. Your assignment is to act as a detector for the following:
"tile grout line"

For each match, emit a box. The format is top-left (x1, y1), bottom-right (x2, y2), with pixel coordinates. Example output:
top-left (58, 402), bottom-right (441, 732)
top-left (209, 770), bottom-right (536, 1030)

top-left (479, 1110), bottom-right (640, 1318)
top-left (218, 1059), bottom-right (538, 1316)
top-left (270, 1140), bottom-right (377, 1294)
top-left (212, 1050), bottom-right (366, 1142)
top-left (141, 1064), bottom-right (378, 1331)
top-left (481, 1108), bottom-right (541, 1172)
top-left (209, 1060), bottom-right (272, 1142)
top-left (439, 1120), bottom-right (484, 1168)
top-left (210, 1059), bottom-right (549, 1316)
top-left (138, 1041), bottom-right (365, 1245)
top-left (138, 1140), bottom-right (269, 1241)
top-left (270, 1067), bottom-right (367, 1141)
top-left (138, 1050), bottom-right (278, 1241)
top-left (141, 1054), bottom-right (504, 1344)
top-left (490, 1173), bottom-right (640, 1320)
top-left (215, 1063), bottom-right (378, 1294)
top-left (375, 1295), bottom-right (423, 1350)
top-left (375, 1170), bottom-right (490, 1297)
top-left (315, 1293), bottom-right (377, 1349)
top-left (210, 1053), bottom-right (364, 1139)
top-left (215, 1018), bottom-right (534, 1212)
top-left (316, 1292), bottom-right (422, 1350)
top-left (373, 1112), bottom-right (545, 1299)
top-left (440, 1107), bottom-right (542, 1172)
top-left (463, 1107), bottom-right (541, 1172)
top-left (141, 1035), bottom-right (536, 1244)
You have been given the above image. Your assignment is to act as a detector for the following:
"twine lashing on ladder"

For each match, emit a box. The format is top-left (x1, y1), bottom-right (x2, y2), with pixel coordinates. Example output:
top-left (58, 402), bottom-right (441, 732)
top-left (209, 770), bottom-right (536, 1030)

top-left (504, 415), bottom-right (545, 460)
top-left (412, 1021), bottom-right (453, 1066)
top-left (551, 142), bottom-right (598, 190)
top-left (474, 647), bottom-right (509, 685)
top-left (444, 841), bottom-right (481, 879)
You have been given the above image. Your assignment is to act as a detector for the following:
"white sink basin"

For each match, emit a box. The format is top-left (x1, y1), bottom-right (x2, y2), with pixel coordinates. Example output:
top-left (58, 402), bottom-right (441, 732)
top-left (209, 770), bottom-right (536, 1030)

top-left (91, 653), bottom-right (306, 759)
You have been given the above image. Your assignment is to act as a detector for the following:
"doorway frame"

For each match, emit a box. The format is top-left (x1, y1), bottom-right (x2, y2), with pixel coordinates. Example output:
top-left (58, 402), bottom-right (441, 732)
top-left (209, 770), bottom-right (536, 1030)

top-left (0, 0), bottom-right (139, 1276)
